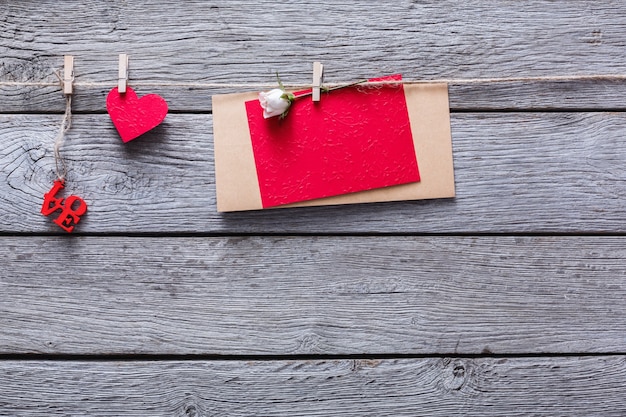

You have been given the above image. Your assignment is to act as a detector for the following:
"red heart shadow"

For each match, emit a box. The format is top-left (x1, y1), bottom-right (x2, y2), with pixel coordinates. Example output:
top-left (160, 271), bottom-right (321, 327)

top-left (106, 86), bottom-right (168, 143)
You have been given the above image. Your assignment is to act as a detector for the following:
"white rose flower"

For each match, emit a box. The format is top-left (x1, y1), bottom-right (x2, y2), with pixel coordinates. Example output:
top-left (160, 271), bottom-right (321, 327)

top-left (259, 88), bottom-right (293, 119)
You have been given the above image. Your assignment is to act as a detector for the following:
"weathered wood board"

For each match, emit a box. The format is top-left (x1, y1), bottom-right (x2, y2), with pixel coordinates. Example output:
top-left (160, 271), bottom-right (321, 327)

top-left (1, 357), bottom-right (625, 417)
top-left (2, 236), bottom-right (625, 355)
top-left (2, 1), bottom-right (626, 112)
top-left (1, 112), bottom-right (625, 233)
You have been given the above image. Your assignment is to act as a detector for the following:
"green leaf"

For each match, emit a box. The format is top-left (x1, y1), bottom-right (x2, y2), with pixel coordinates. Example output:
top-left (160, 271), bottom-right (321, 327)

top-left (280, 93), bottom-right (295, 103)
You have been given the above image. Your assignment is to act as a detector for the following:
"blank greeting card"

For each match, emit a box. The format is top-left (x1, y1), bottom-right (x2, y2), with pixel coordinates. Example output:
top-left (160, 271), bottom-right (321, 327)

top-left (213, 80), bottom-right (454, 212)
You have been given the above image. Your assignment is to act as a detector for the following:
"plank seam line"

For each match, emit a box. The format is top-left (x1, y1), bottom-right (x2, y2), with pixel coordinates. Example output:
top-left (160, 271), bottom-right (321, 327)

top-left (0, 352), bottom-right (624, 362)
top-left (0, 232), bottom-right (624, 238)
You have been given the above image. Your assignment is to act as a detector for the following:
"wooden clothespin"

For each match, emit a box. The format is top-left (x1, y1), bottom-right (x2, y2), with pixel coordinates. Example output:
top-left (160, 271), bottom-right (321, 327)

top-left (63, 55), bottom-right (74, 95)
top-left (312, 61), bottom-right (324, 102)
top-left (118, 53), bottom-right (129, 94)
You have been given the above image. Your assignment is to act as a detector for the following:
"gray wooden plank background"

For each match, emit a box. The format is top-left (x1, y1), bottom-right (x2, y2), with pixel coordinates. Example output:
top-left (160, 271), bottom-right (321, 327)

top-left (1, 0), bottom-right (625, 415)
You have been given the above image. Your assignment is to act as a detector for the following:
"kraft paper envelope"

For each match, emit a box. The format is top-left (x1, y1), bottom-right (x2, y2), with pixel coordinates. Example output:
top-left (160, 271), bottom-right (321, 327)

top-left (212, 83), bottom-right (455, 212)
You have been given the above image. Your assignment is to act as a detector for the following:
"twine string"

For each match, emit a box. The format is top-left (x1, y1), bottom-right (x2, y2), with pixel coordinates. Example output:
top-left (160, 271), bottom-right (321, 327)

top-left (53, 94), bottom-right (72, 181)
top-left (3, 73), bottom-right (626, 90)
top-left (51, 70), bottom-right (73, 181)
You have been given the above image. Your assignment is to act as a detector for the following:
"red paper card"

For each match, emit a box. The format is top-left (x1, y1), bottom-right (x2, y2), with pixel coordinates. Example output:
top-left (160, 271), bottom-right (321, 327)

top-left (245, 75), bottom-right (420, 208)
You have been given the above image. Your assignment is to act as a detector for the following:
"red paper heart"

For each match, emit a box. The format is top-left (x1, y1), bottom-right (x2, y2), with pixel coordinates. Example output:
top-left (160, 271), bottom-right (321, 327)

top-left (106, 86), bottom-right (168, 143)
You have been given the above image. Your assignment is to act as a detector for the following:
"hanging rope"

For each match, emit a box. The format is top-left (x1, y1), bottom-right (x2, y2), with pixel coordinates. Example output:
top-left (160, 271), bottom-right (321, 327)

top-left (3, 73), bottom-right (626, 90)
top-left (50, 70), bottom-right (74, 181)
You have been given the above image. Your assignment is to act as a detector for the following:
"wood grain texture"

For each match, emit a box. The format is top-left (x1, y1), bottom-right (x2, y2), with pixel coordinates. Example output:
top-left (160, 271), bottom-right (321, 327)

top-left (1, 112), bottom-right (624, 234)
top-left (2, 1), bottom-right (626, 111)
top-left (2, 236), bottom-right (625, 355)
top-left (1, 357), bottom-right (625, 416)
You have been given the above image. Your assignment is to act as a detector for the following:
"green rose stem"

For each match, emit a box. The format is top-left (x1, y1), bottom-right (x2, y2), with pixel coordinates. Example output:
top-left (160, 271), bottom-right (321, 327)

top-left (274, 73), bottom-right (369, 119)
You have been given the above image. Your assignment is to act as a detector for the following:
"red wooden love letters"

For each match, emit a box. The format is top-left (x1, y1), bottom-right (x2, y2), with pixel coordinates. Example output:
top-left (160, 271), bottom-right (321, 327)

top-left (41, 180), bottom-right (88, 233)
